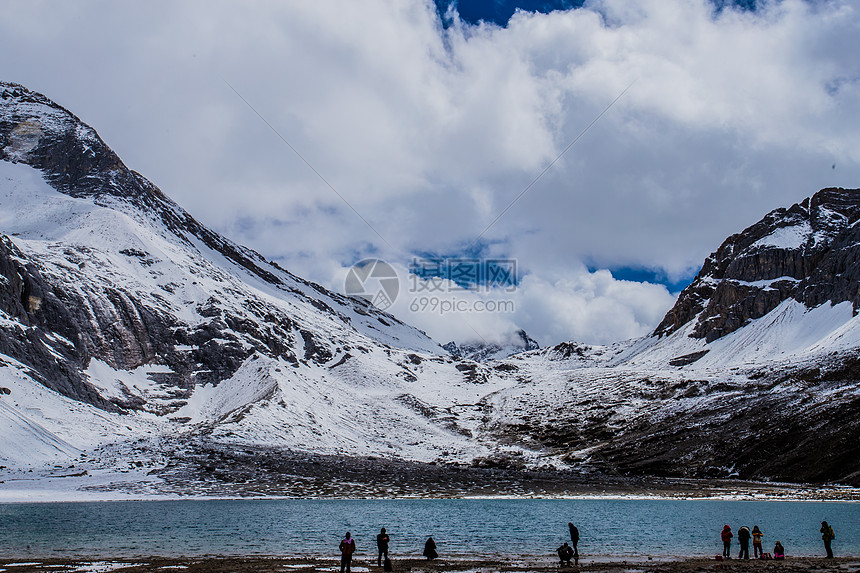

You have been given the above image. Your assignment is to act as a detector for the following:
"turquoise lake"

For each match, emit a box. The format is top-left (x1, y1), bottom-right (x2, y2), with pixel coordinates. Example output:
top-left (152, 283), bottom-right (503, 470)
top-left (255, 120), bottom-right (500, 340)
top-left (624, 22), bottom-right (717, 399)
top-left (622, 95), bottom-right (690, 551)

top-left (0, 498), bottom-right (857, 559)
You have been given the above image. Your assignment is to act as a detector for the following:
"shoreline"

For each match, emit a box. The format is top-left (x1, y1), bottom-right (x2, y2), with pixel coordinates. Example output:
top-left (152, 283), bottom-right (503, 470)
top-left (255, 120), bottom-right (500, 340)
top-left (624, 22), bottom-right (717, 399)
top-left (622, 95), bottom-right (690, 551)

top-left (2, 488), bottom-right (860, 504)
top-left (4, 446), bottom-right (860, 503)
top-left (1, 555), bottom-right (858, 572)
top-left (3, 468), bottom-right (860, 504)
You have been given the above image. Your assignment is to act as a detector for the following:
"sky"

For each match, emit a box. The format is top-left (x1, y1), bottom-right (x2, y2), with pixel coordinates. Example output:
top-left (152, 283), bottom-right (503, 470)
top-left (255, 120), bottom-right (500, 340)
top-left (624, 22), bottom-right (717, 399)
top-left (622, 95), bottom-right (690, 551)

top-left (1, 0), bottom-right (859, 347)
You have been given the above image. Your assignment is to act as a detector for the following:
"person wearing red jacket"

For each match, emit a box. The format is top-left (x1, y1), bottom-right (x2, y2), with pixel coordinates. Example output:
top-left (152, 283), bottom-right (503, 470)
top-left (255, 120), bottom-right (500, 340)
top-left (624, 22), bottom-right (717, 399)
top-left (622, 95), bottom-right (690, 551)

top-left (721, 525), bottom-right (733, 559)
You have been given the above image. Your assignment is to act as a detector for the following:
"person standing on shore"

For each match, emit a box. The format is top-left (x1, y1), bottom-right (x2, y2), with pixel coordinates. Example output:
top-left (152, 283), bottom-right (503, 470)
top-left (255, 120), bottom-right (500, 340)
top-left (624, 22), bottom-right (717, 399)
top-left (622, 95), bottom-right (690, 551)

top-left (339, 532), bottom-right (356, 573)
top-left (423, 537), bottom-right (438, 560)
top-left (737, 525), bottom-right (751, 559)
top-left (820, 521), bottom-right (835, 558)
top-left (568, 522), bottom-right (579, 563)
top-left (721, 525), bottom-right (733, 559)
top-left (751, 526), bottom-right (764, 559)
top-left (376, 527), bottom-right (390, 568)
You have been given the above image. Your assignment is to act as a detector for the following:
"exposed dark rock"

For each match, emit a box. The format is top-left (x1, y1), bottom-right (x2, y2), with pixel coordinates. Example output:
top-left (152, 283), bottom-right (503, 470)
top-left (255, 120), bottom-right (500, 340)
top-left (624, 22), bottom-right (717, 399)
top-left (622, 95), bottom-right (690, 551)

top-left (668, 350), bottom-right (710, 367)
top-left (656, 188), bottom-right (860, 342)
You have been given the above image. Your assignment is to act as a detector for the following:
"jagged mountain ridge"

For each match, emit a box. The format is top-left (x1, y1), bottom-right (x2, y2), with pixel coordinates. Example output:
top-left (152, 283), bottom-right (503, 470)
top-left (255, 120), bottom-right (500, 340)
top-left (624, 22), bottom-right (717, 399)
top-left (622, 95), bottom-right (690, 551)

top-left (655, 188), bottom-right (860, 342)
top-left (480, 187), bottom-right (860, 485)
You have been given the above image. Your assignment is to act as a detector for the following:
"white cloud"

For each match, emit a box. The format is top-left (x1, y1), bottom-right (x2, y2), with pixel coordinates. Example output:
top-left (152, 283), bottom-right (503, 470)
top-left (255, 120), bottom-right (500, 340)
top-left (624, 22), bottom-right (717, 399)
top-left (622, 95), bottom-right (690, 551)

top-left (328, 261), bottom-right (676, 346)
top-left (2, 0), bottom-right (859, 344)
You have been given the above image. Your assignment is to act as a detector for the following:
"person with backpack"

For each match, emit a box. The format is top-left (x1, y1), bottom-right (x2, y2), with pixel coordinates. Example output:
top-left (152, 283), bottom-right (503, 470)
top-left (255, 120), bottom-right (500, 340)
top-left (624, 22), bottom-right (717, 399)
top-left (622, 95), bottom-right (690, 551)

top-left (339, 532), bottom-right (356, 573)
top-left (376, 527), bottom-right (390, 568)
top-left (737, 525), bottom-right (751, 559)
top-left (820, 521), bottom-right (835, 558)
top-left (751, 526), bottom-right (764, 559)
top-left (721, 525), bottom-right (733, 559)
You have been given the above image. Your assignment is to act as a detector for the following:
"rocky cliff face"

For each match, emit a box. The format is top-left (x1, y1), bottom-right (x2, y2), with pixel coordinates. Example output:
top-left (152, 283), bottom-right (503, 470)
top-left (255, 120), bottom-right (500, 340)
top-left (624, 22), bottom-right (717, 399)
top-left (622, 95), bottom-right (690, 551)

top-left (655, 188), bottom-right (860, 342)
top-left (476, 188), bottom-right (860, 486)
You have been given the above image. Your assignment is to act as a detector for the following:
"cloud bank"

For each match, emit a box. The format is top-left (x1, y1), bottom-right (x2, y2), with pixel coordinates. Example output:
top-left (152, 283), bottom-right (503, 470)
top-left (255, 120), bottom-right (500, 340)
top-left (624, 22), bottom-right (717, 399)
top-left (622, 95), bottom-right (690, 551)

top-left (1, 0), bottom-right (858, 345)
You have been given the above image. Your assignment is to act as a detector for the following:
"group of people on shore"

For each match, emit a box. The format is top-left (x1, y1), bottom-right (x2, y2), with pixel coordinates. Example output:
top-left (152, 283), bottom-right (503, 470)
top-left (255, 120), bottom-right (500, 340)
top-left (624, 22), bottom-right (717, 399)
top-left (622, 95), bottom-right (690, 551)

top-left (556, 522), bottom-right (580, 567)
top-left (337, 528), bottom-right (438, 573)
top-left (719, 521), bottom-right (836, 561)
top-left (338, 524), bottom-right (576, 572)
top-left (338, 518), bottom-right (838, 572)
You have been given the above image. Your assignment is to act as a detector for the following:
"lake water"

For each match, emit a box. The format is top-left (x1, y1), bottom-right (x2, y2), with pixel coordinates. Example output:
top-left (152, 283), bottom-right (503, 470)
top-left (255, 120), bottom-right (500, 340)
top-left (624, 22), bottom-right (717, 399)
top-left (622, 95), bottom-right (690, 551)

top-left (0, 498), bottom-right (857, 560)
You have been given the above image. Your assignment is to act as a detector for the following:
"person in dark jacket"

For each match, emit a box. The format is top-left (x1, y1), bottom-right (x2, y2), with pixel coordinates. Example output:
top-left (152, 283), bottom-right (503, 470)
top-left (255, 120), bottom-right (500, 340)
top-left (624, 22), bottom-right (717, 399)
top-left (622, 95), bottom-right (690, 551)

top-left (557, 542), bottom-right (574, 567)
top-left (339, 532), bottom-right (356, 573)
top-left (423, 537), bottom-right (438, 560)
top-left (721, 525), bottom-right (733, 559)
top-left (737, 526), bottom-right (751, 559)
top-left (821, 521), bottom-right (835, 558)
top-left (376, 528), bottom-right (390, 567)
top-left (568, 523), bottom-right (579, 562)
top-left (773, 541), bottom-right (785, 560)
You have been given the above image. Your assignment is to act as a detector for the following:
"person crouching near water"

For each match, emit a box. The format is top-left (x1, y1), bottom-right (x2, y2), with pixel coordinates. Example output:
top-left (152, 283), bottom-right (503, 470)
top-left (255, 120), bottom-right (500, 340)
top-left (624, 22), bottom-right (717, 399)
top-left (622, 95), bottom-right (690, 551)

top-left (339, 532), bottom-right (356, 573)
top-left (721, 525), bottom-right (733, 559)
top-left (423, 536), bottom-right (438, 560)
top-left (557, 542), bottom-right (574, 567)
top-left (773, 541), bottom-right (785, 560)
top-left (751, 525), bottom-right (764, 559)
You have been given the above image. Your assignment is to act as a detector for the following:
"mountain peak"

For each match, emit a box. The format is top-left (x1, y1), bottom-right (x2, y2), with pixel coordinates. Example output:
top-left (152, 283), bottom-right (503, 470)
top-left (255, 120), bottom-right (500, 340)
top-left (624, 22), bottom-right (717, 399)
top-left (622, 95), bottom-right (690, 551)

top-left (1, 81), bottom-right (440, 413)
top-left (655, 186), bottom-right (860, 342)
top-left (1, 81), bottom-right (127, 199)
top-left (443, 329), bottom-right (540, 361)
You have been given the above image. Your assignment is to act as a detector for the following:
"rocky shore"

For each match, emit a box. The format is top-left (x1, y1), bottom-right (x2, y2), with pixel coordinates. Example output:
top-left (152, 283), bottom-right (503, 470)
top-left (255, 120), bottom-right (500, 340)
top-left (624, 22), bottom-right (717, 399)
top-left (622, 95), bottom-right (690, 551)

top-left (121, 445), bottom-right (860, 501)
top-left (1, 556), bottom-right (857, 573)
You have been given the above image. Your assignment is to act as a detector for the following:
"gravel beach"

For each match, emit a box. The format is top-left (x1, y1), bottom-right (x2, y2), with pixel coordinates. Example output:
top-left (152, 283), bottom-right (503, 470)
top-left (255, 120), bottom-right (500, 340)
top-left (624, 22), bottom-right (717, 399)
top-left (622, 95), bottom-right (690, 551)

top-left (1, 556), bottom-right (858, 573)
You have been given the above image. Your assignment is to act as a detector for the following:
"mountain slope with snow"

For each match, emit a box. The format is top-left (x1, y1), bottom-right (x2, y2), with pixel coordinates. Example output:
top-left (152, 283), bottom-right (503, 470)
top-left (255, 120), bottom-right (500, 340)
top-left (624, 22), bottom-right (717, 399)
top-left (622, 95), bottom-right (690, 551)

top-left (476, 191), bottom-right (860, 485)
top-left (1, 81), bottom-right (860, 496)
top-left (0, 82), bottom-right (524, 476)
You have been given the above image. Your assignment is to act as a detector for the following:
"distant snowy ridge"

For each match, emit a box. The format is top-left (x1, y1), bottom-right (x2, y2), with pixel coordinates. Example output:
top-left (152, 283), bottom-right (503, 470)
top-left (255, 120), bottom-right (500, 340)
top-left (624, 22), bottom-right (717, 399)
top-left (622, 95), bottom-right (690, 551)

top-left (443, 329), bottom-right (540, 361)
top-left (479, 186), bottom-right (860, 485)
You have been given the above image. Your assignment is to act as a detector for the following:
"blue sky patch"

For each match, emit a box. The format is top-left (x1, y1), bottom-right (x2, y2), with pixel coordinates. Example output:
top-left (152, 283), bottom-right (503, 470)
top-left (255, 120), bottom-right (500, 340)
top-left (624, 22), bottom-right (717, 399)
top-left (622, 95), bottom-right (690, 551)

top-left (435, 0), bottom-right (760, 27)
top-left (595, 265), bottom-right (697, 293)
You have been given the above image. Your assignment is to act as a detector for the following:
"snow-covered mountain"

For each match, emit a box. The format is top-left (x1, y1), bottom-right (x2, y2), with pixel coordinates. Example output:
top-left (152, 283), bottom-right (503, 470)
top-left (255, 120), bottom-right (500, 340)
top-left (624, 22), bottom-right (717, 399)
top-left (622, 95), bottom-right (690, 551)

top-left (0, 82), bottom-right (513, 474)
top-left (480, 190), bottom-right (860, 485)
top-left (1, 81), bottom-right (859, 497)
top-left (655, 188), bottom-right (860, 343)
top-left (443, 329), bottom-right (540, 361)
